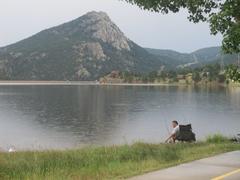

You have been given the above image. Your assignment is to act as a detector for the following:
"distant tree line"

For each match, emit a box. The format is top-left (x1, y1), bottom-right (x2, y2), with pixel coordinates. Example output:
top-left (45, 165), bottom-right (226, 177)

top-left (119, 64), bottom-right (240, 84)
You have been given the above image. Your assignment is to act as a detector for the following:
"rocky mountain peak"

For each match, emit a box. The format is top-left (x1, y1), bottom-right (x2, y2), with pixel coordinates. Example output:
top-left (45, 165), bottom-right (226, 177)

top-left (79, 11), bottom-right (130, 51)
top-left (83, 11), bottom-right (110, 21)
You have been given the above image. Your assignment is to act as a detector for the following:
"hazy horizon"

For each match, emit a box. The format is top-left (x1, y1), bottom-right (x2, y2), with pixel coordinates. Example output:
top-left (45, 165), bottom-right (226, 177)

top-left (0, 0), bottom-right (222, 53)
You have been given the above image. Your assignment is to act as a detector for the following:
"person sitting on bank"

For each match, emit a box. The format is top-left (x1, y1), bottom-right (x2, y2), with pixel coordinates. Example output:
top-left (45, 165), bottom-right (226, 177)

top-left (165, 120), bottom-right (179, 143)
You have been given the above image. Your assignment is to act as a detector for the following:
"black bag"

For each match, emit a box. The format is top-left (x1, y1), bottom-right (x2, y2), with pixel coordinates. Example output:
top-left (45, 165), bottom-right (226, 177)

top-left (176, 124), bottom-right (196, 142)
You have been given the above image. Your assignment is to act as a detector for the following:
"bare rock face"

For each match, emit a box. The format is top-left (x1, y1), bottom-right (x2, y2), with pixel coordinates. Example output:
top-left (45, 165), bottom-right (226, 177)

top-left (80, 11), bottom-right (130, 51)
top-left (75, 65), bottom-right (91, 79)
top-left (73, 42), bottom-right (106, 61)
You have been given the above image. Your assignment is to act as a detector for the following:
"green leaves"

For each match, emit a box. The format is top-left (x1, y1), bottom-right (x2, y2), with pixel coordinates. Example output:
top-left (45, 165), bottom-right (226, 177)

top-left (225, 64), bottom-right (240, 82)
top-left (222, 23), bottom-right (240, 53)
top-left (210, 0), bottom-right (240, 53)
top-left (123, 0), bottom-right (240, 53)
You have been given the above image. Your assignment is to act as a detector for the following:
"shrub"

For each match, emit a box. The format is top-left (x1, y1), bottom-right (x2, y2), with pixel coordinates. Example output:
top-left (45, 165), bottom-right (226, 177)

top-left (206, 134), bottom-right (230, 143)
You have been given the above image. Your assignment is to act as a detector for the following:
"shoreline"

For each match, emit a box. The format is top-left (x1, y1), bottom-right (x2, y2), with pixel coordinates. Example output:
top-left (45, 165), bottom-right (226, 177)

top-left (0, 80), bottom-right (97, 86)
top-left (0, 139), bottom-right (239, 179)
top-left (0, 80), bottom-right (230, 87)
top-left (0, 81), bottom-right (186, 86)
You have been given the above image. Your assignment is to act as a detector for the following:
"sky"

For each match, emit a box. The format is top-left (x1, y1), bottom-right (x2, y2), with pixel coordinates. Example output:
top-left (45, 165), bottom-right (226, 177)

top-left (0, 0), bottom-right (222, 53)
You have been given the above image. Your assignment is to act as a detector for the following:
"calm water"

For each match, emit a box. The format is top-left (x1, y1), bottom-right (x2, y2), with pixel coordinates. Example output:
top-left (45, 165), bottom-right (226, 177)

top-left (0, 85), bottom-right (239, 150)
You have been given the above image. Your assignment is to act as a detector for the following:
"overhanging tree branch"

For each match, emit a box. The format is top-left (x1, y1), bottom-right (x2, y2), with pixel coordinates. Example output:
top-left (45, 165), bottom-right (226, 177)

top-left (122, 0), bottom-right (240, 53)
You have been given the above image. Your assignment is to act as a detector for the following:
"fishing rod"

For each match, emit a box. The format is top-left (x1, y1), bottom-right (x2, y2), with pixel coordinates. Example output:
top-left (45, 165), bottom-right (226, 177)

top-left (161, 109), bottom-right (170, 135)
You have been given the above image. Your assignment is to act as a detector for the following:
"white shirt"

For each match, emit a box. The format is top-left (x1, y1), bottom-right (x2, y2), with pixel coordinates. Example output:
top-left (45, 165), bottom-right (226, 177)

top-left (171, 125), bottom-right (180, 136)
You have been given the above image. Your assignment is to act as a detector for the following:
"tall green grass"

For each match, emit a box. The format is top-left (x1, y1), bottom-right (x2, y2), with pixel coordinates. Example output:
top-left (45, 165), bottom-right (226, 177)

top-left (0, 137), bottom-right (239, 179)
top-left (206, 134), bottom-right (230, 143)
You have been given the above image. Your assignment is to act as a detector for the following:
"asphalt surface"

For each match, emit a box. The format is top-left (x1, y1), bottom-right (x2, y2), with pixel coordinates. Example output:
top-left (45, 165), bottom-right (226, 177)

top-left (129, 151), bottom-right (240, 180)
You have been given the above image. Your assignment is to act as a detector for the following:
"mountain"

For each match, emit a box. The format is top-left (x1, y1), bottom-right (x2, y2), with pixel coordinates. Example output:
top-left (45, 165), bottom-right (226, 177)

top-left (0, 11), bottom-right (165, 80)
top-left (146, 47), bottom-right (239, 68)
top-left (145, 48), bottom-right (194, 67)
top-left (0, 11), bottom-right (238, 81)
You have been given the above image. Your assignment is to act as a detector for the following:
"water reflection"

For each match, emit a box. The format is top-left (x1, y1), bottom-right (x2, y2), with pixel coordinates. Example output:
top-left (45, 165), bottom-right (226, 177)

top-left (0, 85), bottom-right (239, 150)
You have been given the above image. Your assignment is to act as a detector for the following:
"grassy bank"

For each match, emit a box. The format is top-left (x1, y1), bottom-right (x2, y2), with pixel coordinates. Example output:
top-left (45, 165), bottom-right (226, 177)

top-left (0, 135), bottom-right (239, 180)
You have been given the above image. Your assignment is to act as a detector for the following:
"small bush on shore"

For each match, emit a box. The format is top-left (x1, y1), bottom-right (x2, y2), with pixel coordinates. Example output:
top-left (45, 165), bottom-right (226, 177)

top-left (206, 134), bottom-right (230, 143)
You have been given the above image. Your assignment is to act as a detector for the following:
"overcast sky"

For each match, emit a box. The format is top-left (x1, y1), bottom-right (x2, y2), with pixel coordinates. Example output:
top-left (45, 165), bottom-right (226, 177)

top-left (0, 0), bottom-right (222, 53)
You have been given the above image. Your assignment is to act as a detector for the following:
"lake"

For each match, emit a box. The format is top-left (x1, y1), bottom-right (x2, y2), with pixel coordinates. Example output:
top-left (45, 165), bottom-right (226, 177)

top-left (0, 84), bottom-right (239, 150)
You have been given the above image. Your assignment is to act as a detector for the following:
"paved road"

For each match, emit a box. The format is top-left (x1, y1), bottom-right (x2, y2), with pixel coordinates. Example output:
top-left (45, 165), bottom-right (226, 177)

top-left (129, 151), bottom-right (240, 180)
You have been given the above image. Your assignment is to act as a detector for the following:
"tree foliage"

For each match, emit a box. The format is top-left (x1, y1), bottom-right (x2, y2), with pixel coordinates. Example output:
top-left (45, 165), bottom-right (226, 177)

top-left (225, 64), bottom-right (240, 82)
top-left (119, 63), bottom-right (228, 83)
top-left (122, 0), bottom-right (240, 53)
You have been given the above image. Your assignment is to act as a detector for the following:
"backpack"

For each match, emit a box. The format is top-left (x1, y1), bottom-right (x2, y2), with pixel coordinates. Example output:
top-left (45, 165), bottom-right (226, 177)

top-left (176, 124), bottom-right (196, 142)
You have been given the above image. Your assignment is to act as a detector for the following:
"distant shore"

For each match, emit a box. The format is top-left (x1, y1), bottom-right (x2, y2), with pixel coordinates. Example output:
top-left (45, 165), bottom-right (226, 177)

top-left (0, 80), bottom-right (236, 87)
top-left (0, 80), bottom-right (183, 86)
top-left (0, 81), bottom-right (98, 86)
